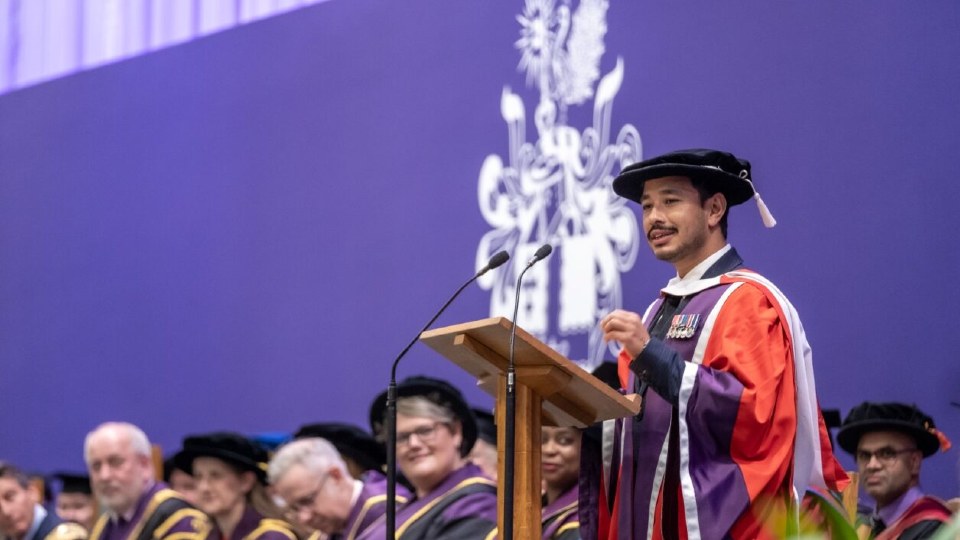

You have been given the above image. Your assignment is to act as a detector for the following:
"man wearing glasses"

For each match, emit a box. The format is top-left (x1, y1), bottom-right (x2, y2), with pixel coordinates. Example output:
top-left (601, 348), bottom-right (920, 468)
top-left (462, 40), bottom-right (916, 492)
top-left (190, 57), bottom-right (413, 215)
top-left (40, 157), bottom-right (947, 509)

top-left (837, 401), bottom-right (954, 539)
top-left (268, 438), bottom-right (408, 540)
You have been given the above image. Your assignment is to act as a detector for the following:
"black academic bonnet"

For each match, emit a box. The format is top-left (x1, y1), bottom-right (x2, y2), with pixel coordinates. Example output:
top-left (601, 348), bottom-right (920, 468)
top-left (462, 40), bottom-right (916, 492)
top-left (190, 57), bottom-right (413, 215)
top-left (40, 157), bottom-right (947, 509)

top-left (837, 401), bottom-right (948, 457)
top-left (369, 375), bottom-right (478, 458)
top-left (52, 472), bottom-right (91, 495)
top-left (294, 422), bottom-right (386, 473)
top-left (471, 408), bottom-right (497, 446)
top-left (175, 432), bottom-right (270, 484)
top-left (613, 148), bottom-right (755, 207)
top-left (162, 451), bottom-right (189, 483)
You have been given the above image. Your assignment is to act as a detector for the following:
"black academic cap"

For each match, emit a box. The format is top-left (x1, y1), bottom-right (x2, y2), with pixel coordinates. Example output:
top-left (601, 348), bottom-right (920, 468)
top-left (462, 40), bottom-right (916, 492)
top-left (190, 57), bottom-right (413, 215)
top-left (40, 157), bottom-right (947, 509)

top-left (472, 408), bottom-right (496, 446)
top-left (614, 149), bottom-right (779, 228)
top-left (369, 375), bottom-right (478, 458)
top-left (837, 401), bottom-right (950, 457)
top-left (162, 451), bottom-right (189, 483)
top-left (294, 422), bottom-right (385, 473)
top-left (52, 473), bottom-right (91, 495)
top-left (614, 148), bottom-right (755, 206)
top-left (175, 432), bottom-right (270, 484)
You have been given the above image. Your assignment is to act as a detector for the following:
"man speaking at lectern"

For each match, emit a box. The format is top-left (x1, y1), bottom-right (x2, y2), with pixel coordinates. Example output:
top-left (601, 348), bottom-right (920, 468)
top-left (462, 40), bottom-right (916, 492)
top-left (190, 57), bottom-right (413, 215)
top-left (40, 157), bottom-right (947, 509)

top-left (585, 149), bottom-right (848, 539)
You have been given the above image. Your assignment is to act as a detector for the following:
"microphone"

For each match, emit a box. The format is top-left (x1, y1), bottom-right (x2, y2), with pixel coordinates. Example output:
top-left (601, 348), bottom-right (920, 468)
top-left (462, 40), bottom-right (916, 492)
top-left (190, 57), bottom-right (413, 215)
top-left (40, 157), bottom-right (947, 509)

top-left (479, 250), bottom-right (511, 276)
top-left (525, 243), bottom-right (553, 267)
top-left (502, 242), bottom-right (552, 540)
top-left (384, 249), bottom-right (509, 538)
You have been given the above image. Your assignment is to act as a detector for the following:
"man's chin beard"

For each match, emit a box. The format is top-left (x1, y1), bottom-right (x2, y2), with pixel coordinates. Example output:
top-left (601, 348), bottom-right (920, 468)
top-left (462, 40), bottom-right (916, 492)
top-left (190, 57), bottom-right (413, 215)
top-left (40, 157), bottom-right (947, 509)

top-left (100, 495), bottom-right (131, 514)
top-left (652, 246), bottom-right (681, 262)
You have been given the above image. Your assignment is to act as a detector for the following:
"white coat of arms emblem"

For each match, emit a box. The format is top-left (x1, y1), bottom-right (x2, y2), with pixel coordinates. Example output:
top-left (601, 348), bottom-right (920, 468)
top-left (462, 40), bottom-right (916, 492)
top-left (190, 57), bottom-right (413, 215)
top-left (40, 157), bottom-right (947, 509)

top-left (475, 0), bottom-right (643, 368)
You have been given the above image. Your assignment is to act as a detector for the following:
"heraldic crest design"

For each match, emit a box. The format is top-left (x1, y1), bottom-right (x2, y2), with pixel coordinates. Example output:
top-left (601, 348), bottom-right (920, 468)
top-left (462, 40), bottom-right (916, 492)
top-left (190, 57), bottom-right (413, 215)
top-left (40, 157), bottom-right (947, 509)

top-left (476, 0), bottom-right (643, 367)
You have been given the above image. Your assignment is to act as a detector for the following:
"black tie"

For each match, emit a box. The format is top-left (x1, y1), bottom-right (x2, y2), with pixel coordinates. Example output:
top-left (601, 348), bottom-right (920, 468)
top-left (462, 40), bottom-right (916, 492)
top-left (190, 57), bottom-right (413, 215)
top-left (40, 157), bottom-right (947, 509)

top-left (871, 517), bottom-right (886, 537)
top-left (650, 294), bottom-right (682, 339)
top-left (635, 294), bottom-right (681, 393)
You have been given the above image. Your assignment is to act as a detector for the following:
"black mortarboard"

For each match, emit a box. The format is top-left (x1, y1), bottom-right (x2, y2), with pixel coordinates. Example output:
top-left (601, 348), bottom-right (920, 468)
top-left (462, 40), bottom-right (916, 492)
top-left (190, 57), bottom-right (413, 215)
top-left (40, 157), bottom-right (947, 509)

top-left (175, 432), bottom-right (270, 484)
top-left (613, 148), bottom-right (776, 227)
top-left (471, 408), bottom-right (496, 446)
top-left (52, 473), bottom-right (91, 495)
top-left (163, 451), bottom-right (189, 483)
top-left (294, 422), bottom-right (385, 473)
top-left (369, 375), bottom-right (478, 458)
top-left (837, 401), bottom-right (951, 457)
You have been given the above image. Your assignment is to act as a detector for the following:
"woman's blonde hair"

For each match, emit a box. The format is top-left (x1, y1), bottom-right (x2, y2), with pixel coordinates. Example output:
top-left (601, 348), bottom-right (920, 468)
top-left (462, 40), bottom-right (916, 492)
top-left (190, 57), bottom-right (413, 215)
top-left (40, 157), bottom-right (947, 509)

top-left (397, 395), bottom-right (457, 424)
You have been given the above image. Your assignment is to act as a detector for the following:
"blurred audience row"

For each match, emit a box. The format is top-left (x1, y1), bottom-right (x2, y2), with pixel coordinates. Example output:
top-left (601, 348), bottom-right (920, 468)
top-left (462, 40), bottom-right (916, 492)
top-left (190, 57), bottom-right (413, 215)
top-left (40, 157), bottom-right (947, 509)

top-left (1, 370), bottom-right (957, 540)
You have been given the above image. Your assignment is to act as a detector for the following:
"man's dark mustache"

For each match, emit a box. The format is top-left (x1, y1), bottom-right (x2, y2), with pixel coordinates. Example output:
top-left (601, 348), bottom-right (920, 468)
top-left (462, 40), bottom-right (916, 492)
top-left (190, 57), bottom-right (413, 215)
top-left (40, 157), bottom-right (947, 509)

top-left (647, 226), bottom-right (677, 239)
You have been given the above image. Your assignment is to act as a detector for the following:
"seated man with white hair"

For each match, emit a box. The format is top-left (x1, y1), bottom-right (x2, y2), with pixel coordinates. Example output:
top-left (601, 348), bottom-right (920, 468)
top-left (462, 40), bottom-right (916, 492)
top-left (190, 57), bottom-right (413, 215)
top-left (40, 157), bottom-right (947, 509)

top-left (268, 438), bottom-right (408, 540)
top-left (84, 422), bottom-right (213, 540)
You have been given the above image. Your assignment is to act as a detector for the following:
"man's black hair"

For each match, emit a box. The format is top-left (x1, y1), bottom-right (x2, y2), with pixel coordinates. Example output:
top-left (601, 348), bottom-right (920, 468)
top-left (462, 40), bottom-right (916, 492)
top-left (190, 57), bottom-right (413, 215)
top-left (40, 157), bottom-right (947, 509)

top-left (0, 461), bottom-right (31, 489)
top-left (689, 177), bottom-right (729, 238)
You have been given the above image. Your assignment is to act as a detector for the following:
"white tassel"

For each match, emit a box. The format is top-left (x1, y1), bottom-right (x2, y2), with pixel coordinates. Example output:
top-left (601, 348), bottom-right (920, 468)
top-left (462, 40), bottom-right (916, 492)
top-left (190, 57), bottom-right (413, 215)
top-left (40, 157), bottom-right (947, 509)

top-left (742, 176), bottom-right (777, 228)
top-left (754, 192), bottom-right (777, 228)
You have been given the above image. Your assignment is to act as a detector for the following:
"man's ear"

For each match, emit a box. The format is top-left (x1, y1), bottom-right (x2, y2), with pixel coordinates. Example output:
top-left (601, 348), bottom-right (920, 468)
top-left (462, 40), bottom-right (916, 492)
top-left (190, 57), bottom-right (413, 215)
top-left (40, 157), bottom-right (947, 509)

top-left (705, 192), bottom-right (727, 227)
top-left (136, 452), bottom-right (154, 479)
top-left (326, 465), bottom-right (344, 483)
top-left (27, 483), bottom-right (41, 505)
top-left (908, 451), bottom-right (923, 476)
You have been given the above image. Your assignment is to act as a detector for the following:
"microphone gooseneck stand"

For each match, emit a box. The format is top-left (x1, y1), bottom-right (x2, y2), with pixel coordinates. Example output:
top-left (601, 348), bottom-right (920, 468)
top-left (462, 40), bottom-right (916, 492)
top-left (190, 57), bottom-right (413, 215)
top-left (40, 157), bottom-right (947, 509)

top-left (502, 243), bottom-right (552, 540)
top-left (384, 250), bottom-right (509, 538)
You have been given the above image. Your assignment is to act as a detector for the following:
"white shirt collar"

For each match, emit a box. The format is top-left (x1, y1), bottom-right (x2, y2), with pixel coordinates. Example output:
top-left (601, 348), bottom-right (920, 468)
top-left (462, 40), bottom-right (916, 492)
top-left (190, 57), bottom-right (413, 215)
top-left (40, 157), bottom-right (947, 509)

top-left (665, 244), bottom-right (731, 290)
top-left (23, 504), bottom-right (46, 540)
top-left (349, 479), bottom-right (363, 508)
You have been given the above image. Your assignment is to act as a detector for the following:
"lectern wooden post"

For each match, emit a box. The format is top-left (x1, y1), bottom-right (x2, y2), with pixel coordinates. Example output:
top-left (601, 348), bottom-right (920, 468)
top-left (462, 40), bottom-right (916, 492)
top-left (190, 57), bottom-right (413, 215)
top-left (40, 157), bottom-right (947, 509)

top-left (151, 444), bottom-right (164, 481)
top-left (420, 317), bottom-right (641, 538)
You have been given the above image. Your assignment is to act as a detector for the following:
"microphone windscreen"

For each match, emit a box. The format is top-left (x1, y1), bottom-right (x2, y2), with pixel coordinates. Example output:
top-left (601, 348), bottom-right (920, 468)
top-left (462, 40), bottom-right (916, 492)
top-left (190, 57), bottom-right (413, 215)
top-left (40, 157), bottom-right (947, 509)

top-left (534, 243), bottom-right (553, 260)
top-left (488, 250), bottom-right (510, 270)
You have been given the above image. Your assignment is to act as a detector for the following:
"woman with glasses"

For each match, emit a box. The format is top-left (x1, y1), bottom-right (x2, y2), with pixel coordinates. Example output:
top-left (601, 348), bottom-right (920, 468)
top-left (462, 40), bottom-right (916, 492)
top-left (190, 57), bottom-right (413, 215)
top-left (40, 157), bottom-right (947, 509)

top-left (541, 426), bottom-right (582, 540)
top-left (176, 432), bottom-right (300, 540)
top-left (360, 375), bottom-right (498, 540)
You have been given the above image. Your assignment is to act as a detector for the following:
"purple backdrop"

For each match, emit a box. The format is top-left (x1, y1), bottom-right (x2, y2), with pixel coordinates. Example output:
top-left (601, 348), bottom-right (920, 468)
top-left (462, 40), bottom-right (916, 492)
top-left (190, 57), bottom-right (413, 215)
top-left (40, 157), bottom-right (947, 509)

top-left (1, 0), bottom-right (958, 501)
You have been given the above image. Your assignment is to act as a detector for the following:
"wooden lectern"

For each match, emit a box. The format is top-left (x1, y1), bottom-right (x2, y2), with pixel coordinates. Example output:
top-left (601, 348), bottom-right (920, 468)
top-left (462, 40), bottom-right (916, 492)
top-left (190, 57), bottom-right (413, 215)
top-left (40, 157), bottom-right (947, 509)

top-left (421, 317), bottom-right (641, 539)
